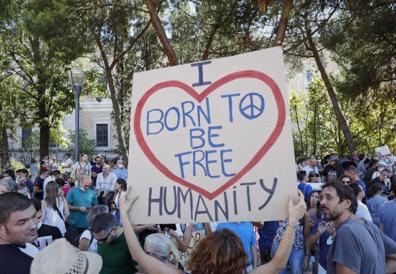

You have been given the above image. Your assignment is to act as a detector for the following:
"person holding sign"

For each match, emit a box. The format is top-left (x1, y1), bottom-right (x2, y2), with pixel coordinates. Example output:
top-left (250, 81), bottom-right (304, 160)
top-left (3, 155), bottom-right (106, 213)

top-left (119, 187), bottom-right (306, 274)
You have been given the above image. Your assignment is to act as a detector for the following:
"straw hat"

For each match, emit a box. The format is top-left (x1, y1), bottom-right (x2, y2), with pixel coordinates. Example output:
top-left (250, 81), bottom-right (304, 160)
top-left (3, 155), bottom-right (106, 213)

top-left (31, 238), bottom-right (102, 274)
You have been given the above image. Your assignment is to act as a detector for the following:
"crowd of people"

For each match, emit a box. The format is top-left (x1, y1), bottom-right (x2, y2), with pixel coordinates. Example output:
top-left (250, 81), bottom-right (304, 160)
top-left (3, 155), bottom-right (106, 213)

top-left (0, 151), bottom-right (395, 274)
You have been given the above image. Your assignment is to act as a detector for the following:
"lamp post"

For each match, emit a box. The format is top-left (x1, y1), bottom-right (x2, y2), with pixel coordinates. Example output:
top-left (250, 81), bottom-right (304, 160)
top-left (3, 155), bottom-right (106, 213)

top-left (67, 69), bottom-right (85, 162)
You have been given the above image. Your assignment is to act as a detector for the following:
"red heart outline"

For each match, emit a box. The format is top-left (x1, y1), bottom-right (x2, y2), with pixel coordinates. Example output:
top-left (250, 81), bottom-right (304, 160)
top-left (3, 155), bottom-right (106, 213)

top-left (134, 70), bottom-right (286, 200)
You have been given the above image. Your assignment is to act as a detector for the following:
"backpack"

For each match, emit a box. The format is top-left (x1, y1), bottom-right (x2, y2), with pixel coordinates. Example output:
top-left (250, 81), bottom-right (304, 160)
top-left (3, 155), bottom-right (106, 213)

top-left (73, 229), bottom-right (94, 248)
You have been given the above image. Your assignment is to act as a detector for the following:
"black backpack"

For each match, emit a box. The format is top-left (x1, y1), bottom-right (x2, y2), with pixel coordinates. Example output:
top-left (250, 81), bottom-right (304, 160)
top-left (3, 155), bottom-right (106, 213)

top-left (73, 229), bottom-right (94, 248)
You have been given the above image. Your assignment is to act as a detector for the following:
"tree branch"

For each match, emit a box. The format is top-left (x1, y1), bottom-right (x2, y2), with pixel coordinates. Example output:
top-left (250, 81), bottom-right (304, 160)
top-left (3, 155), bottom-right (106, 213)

top-left (272, 0), bottom-right (293, 47)
top-left (145, 0), bottom-right (177, 66)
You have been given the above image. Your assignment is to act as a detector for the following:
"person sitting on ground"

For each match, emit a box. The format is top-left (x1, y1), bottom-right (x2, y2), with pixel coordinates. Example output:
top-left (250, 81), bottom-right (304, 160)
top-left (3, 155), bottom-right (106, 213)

top-left (30, 238), bottom-right (102, 274)
top-left (119, 187), bottom-right (306, 274)
top-left (0, 192), bottom-right (39, 274)
top-left (78, 204), bottom-right (109, 252)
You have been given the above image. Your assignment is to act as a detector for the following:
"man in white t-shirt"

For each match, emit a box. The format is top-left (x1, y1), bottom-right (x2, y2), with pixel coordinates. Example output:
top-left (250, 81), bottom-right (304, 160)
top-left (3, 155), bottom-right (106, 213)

top-left (96, 164), bottom-right (117, 197)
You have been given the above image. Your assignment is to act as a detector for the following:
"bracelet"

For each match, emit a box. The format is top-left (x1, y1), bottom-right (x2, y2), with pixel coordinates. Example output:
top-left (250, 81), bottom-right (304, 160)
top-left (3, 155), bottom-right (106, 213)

top-left (287, 223), bottom-right (298, 229)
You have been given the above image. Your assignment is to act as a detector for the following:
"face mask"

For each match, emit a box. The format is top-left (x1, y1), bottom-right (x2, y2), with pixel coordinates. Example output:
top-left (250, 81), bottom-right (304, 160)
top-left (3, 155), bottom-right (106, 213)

top-left (37, 221), bottom-right (42, 230)
top-left (384, 178), bottom-right (391, 184)
top-left (118, 164), bottom-right (124, 168)
top-left (378, 167), bottom-right (385, 171)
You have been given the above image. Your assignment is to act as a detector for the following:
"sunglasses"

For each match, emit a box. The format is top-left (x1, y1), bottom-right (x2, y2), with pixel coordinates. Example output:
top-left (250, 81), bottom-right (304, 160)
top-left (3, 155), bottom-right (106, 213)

top-left (97, 227), bottom-right (114, 243)
top-left (342, 180), bottom-right (351, 184)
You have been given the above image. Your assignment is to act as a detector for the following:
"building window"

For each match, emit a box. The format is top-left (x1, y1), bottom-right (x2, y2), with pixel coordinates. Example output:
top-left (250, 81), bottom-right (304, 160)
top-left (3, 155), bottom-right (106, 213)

top-left (21, 128), bottom-right (32, 148)
top-left (96, 124), bottom-right (108, 147)
top-left (306, 70), bottom-right (313, 83)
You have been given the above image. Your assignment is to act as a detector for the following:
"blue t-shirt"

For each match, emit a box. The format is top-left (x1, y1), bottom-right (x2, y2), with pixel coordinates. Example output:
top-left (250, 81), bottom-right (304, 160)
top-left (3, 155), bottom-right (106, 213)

top-left (379, 199), bottom-right (396, 241)
top-left (216, 222), bottom-right (256, 265)
top-left (113, 168), bottom-right (128, 180)
top-left (66, 188), bottom-right (98, 228)
top-left (367, 194), bottom-right (388, 226)
top-left (327, 218), bottom-right (396, 274)
top-left (298, 182), bottom-right (313, 199)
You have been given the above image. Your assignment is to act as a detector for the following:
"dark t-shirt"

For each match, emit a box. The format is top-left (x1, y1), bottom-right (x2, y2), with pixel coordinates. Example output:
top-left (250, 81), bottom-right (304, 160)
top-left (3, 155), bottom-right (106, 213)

top-left (38, 224), bottom-right (62, 240)
top-left (311, 218), bottom-right (331, 270)
top-left (258, 221), bottom-right (278, 250)
top-left (0, 244), bottom-right (33, 274)
top-left (33, 177), bottom-right (44, 200)
top-left (91, 165), bottom-right (103, 186)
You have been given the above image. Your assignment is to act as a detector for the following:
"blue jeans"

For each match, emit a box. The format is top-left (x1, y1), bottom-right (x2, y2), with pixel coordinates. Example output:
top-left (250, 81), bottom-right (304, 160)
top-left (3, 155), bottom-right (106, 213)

top-left (272, 244), bottom-right (305, 274)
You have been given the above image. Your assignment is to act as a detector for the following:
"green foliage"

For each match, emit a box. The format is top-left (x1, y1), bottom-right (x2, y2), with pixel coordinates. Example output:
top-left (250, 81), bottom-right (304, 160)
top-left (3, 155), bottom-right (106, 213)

top-left (23, 126), bottom-right (70, 149)
top-left (68, 129), bottom-right (96, 156)
top-left (290, 76), bottom-right (396, 157)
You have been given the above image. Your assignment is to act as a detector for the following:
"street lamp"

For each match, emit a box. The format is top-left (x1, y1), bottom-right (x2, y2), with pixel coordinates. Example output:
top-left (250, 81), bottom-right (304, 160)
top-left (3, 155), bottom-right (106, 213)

top-left (67, 69), bottom-right (85, 161)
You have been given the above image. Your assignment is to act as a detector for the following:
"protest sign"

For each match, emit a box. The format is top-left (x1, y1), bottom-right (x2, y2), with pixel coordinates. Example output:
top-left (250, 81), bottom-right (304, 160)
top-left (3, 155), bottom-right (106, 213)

top-left (127, 47), bottom-right (296, 224)
top-left (375, 145), bottom-right (391, 156)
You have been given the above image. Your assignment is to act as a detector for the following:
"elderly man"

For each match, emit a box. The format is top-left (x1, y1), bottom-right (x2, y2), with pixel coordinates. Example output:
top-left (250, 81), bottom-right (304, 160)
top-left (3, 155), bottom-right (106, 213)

top-left (96, 163), bottom-right (118, 198)
top-left (0, 192), bottom-right (39, 274)
top-left (66, 175), bottom-right (98, 242)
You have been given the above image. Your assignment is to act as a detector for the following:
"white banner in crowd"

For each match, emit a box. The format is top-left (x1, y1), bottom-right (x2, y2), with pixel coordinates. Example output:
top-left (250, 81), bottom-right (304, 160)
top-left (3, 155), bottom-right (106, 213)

top-left (375, 145), bottom-right (391, 156)
top-left (127, 47), bottom-right (297, 224)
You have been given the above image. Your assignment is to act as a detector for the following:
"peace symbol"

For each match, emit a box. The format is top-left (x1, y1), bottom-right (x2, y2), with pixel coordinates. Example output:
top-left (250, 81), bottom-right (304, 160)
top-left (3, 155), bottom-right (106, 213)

top-left (239, 92), bottom-right (265, 120)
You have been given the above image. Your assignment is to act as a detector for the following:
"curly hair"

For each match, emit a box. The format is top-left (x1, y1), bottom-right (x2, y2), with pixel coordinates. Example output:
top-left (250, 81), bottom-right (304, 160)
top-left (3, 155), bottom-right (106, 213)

top-left (187, 229), bottom-right (247, 274)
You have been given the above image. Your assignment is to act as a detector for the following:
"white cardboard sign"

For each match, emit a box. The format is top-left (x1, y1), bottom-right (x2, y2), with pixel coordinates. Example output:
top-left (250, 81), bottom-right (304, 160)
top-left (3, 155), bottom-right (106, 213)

top-left (375, 145), bottom-right (391, 156)
top-left (127, 47), bottom-right (296, 224)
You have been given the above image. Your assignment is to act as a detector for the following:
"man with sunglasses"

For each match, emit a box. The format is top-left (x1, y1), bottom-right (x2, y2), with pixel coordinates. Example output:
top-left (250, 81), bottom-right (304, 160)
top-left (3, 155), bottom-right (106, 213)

top-left (91, 213), bottom-right (137, 274)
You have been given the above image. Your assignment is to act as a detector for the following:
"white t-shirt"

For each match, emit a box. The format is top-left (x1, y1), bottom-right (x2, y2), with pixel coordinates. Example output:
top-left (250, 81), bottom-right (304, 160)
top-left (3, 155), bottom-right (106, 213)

top-left (80, 230), bottom-right (98, 253)
top-left (356, 201), bottom-right (373, 222)
top-left (42, 198), bottom-right (67, 236)
top-left (63, 158), bottom-right (73, 173)
top-left (96, 172), bottom-right (117, 195)
top-left (19, 243), bottom-right (39, 257)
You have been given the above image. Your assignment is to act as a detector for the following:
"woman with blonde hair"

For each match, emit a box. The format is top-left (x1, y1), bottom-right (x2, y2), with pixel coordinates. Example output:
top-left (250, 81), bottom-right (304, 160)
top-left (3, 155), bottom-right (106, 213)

top-left (42, 181), bottom-right (70, 236)
top-left (136, 233), bottom-right (182, 273)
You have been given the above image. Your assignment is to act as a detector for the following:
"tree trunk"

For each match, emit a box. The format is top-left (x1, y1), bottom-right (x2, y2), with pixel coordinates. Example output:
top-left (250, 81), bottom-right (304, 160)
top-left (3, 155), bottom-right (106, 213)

top-left (306, 32), bottom-right (356, 155)
top-left (272, 0), bottom-right (293, 47)
top-left (1, 126), bottom-right (9, 168)
top-left (106, 69), bottom-right (129, 163)
top-left (293, 104), bottom-right (304, 155)
top-left (145, 0), bottom-right (177, 66)
top-left (95, 35), bottom-right (129, 164)
top-left (312, 103), bottom-right (318, 156)
top-left (39, 123), bottom-right (50, 162)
